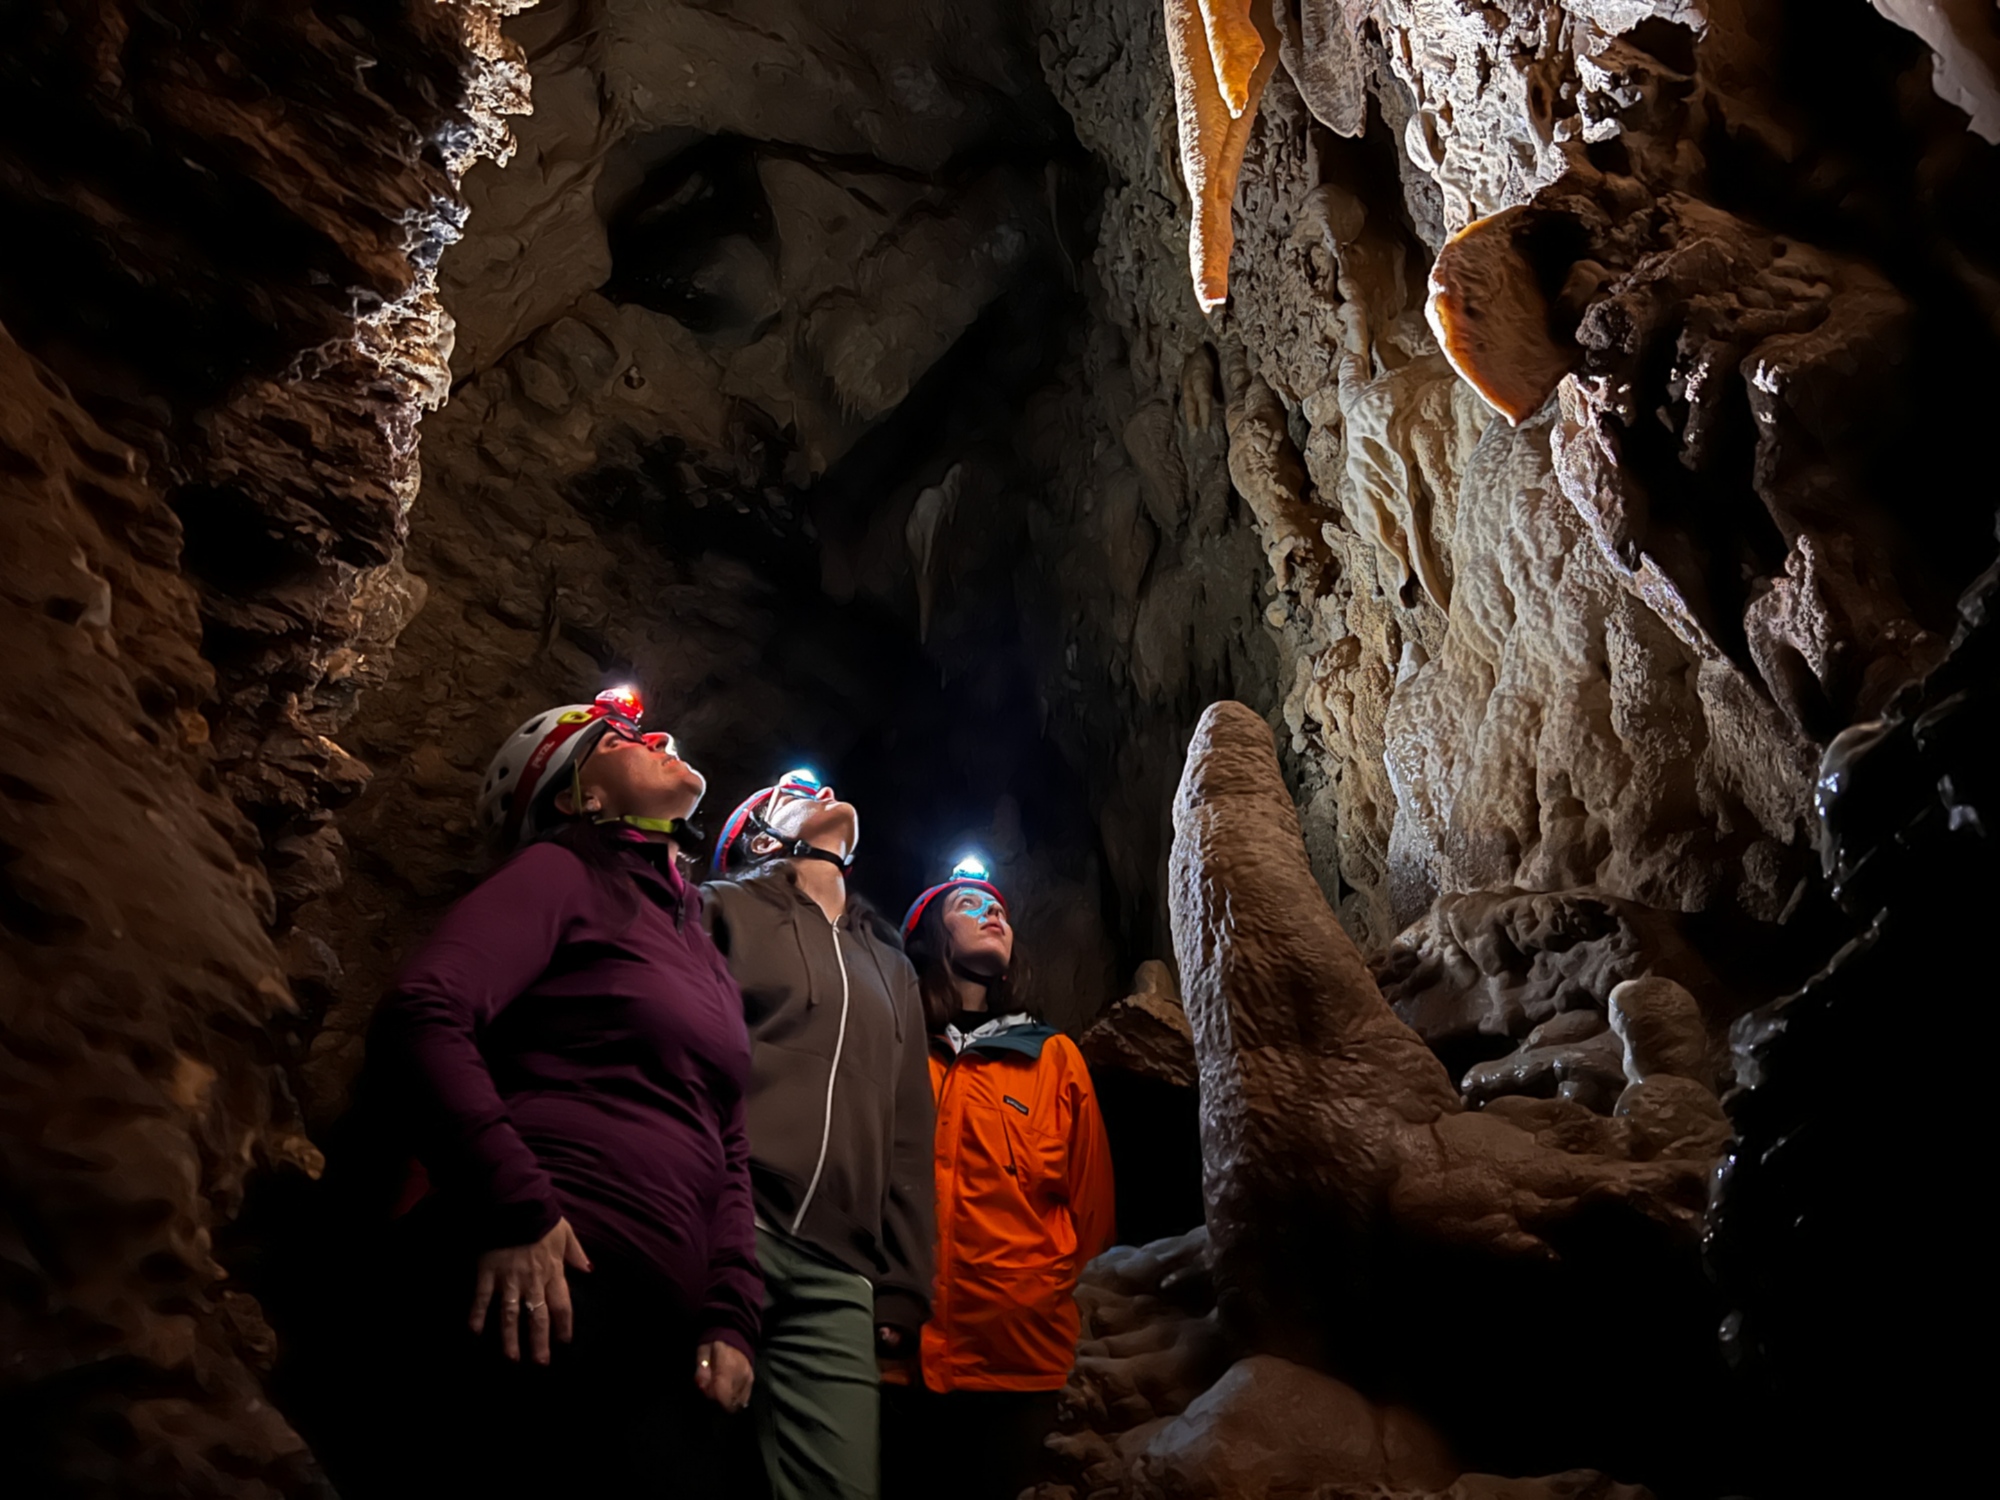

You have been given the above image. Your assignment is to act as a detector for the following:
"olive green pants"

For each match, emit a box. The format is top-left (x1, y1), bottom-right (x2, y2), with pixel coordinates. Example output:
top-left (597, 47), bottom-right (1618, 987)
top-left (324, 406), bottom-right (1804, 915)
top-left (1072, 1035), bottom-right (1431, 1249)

top-left (752, 1225), bottom-right (880, 1500)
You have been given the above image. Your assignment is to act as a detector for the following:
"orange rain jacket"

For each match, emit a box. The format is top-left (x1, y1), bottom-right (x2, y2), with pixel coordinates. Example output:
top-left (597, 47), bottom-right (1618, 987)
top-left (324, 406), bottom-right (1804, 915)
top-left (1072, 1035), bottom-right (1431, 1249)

top-left (920, 1014), bottom-right (1116, 1392)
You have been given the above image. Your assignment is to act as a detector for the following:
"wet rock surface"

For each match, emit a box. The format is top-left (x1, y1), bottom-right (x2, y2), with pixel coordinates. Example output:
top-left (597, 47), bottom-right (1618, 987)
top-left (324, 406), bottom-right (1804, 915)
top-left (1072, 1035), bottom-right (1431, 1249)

top-left (1707, 557), bottom-right (2000, 1494)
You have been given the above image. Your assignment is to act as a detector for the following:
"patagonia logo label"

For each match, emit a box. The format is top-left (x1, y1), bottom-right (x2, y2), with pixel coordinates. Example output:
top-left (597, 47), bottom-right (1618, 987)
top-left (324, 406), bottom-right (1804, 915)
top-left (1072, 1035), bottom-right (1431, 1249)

top-left (1003, 1095), bottom-right (1030, 1116)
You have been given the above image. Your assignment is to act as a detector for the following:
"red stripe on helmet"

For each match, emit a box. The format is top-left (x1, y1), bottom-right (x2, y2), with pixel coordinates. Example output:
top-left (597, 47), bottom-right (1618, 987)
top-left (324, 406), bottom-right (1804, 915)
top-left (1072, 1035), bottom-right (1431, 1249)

top-left (502, 714), bottom-right (598, 849)
top-left (711, 787), bottom-right (774, 874)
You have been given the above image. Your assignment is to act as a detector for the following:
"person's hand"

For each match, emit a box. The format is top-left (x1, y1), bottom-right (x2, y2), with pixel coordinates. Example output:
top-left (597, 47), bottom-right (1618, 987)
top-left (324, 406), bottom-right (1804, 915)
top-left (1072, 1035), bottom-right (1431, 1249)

top-left (470, 1217), bottom-right (592, 1364)
top-left (695, 1340), bottom-right (754, 1411)
top-left (876, 1324), bottom-right (906, 1354)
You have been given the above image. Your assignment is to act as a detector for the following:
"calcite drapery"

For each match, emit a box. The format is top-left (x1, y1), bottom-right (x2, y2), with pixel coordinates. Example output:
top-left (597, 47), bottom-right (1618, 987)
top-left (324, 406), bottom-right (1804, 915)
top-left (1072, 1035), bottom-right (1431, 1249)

top-left (1198, 0), bottom-right (1270, 115)
top-left (1426, 208), bottom-right (1579, 426)
top-left (1163, 0), bottom-right (1282, 310)
top-left (1271, 0), bottom-right (1369, 137)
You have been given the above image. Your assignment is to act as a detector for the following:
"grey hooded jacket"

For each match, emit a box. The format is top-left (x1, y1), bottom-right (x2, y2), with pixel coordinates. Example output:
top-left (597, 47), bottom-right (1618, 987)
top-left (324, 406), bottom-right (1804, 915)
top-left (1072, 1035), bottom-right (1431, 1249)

top-left (702, 864), bottom-right (936, 1331)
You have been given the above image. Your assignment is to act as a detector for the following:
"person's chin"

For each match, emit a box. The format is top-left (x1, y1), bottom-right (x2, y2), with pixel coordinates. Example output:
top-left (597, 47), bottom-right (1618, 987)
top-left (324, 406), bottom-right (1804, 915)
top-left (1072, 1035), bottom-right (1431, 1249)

top-left (657, 764), bottom-right (704, 798)
top-left (804, 806), bottom-right (858, 848)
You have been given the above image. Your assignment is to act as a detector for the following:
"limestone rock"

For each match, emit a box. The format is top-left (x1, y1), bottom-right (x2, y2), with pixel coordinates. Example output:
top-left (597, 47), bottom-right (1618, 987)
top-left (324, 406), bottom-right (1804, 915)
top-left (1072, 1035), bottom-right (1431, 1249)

top-left (1544, 173), bottom-right (1946, 742)
top-left (1871, 0), bottom-right (2000, 143)
top-left (1374, 889), bottom-right (1721, 1087)
top-left (1605, 977), bottom-right (1708, 1086)
top-left (1043, 1228), bottom-right (1665, 1500)
top-left (1128, 1354), bottom-right (1459, 1498)
top-left (0, 3), bottom-right (527, 1490)
top-left (1170, 701), bottom-right (1720, 1359)
top-left (1461, 1010), bottom-right (1629, 1115)
top-left (1707, 558), bottom-right (2000, 1493)
top-left (1081, 960), bottom-right (1199, 1089)
top-left (0, 325), bottom-right (323, 1494)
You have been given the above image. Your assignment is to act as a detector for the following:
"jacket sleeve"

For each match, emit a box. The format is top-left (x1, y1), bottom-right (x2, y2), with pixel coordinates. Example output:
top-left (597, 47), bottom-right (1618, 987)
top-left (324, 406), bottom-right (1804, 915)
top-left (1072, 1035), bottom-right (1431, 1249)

top-left (375, 843), bottom-right (582, 1250)
top-left (1060, 1038), bottom-right (1118, 1267)
top-left (874, 953), bottom-right (937, 1333)
top-left (693, 901), bottom-right (763, 1363)
top-left (699, 881), bottom-right (734, 954)
top-left (698, 1065), bottom-right (764, 1364)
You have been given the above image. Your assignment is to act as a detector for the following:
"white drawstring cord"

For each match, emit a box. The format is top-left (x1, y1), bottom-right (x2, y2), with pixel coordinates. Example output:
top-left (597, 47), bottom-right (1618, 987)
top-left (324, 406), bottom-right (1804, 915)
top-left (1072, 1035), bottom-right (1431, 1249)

top-left (791, 913), bottom-right (850, 1234)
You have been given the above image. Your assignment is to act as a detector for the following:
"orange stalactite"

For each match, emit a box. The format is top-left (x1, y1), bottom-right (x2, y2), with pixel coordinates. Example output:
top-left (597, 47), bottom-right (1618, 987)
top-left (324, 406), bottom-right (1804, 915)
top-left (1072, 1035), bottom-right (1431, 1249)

top-left (1199, 0), bottom-right (1267, 117)
top-left (1164, 0), bottom-right (1281, 313)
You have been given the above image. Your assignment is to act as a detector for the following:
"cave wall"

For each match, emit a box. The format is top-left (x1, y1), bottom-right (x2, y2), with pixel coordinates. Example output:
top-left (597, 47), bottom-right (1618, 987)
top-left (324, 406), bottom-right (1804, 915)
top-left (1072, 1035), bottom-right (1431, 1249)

top-left (0, 3), bottom-right (529, 1490)
top-left (1013, 2), bottom-right (2000, 1494)
top-left (1029, 0), bottom-right (2000, 959)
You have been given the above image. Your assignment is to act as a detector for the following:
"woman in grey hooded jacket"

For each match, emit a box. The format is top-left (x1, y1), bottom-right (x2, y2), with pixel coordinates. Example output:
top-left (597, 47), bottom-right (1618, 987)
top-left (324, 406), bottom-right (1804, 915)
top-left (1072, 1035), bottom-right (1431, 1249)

top-left (705, 767), bottom-right (935, 1500)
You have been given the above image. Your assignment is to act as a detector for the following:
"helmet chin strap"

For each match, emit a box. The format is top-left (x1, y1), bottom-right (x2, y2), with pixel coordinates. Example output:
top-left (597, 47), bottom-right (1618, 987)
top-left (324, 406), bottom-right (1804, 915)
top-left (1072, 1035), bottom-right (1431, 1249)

top-left (947, 956), bottom-right (1001, 989)
top-left (606, 813), bottom-right (701, 840)
top-left (748, 807), bottom-right (855, 872)
top-left (573, 766), bottom-right (702, 842)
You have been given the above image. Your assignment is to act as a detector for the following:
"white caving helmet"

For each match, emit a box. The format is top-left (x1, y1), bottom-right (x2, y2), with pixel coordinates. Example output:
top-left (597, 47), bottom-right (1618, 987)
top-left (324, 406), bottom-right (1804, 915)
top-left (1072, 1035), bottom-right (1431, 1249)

top-left (476, 685), bottom-right (649, 852)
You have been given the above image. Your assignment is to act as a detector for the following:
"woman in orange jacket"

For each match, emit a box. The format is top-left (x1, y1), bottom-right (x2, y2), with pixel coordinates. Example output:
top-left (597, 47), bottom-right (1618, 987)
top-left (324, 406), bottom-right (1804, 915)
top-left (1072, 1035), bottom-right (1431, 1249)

top-left (882, 855), bottom-right (1116, 1500)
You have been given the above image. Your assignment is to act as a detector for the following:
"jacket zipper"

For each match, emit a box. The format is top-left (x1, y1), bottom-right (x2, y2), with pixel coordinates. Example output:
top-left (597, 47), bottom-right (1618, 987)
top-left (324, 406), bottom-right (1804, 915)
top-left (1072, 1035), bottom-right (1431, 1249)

top-left (791, 911), bottom-right (851, 1234)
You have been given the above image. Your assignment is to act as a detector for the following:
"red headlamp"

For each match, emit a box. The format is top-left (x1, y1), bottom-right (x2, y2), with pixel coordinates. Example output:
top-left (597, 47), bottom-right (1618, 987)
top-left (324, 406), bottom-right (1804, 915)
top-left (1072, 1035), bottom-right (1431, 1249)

top-left (595, 684), bottom-right (644, 722)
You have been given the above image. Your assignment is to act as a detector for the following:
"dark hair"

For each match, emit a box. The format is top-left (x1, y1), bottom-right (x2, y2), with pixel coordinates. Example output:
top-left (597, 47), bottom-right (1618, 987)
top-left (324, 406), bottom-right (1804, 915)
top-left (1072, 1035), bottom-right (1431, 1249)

top-left (904, 887), bottom-right (1037, 1034)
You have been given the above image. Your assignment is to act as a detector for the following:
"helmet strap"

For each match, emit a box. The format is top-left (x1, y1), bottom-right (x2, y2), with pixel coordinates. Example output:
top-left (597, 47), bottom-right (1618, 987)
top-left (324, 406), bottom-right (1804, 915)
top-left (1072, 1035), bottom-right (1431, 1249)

top-left (605, 813), bottom-right (700, 842)
top-left (745, 807), bottom-right (855, 872)
top-left (947, 956), bottom-right (1001, 989)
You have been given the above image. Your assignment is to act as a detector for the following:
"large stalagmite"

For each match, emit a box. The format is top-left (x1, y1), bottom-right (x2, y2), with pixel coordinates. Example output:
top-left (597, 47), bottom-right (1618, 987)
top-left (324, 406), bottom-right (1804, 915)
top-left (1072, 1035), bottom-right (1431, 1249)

top-left (1168, 702), bottom-right (1720, 1361)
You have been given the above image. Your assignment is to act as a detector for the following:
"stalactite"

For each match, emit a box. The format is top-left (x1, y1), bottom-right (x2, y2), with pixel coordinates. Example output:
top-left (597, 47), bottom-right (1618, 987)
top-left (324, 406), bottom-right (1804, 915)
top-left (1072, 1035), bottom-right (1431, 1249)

top-left (1163, 0), bottom-right (1282, 310)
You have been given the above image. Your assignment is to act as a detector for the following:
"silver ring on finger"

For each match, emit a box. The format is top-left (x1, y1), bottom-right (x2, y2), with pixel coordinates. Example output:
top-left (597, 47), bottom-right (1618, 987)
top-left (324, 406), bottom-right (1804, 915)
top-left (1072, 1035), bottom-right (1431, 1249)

top-left (524, 1300), bottom-right (544, 1312)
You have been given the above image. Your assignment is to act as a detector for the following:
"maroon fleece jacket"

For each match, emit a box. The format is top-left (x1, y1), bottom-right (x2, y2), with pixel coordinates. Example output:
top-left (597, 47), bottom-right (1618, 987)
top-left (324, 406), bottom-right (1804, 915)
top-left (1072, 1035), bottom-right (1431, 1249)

top-left (378, 835), bottom-right (761, 1361)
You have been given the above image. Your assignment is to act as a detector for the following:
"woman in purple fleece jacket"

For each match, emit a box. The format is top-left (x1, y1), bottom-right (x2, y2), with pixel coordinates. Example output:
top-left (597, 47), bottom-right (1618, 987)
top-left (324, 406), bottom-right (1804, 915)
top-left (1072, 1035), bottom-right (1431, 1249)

top-left (359, 688), bottom-right (760, 1496)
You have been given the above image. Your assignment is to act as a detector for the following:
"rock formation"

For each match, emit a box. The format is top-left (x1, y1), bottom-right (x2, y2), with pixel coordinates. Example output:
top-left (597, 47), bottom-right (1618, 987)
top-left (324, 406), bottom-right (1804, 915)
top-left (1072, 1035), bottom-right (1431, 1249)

top-left (1707, 555), bottom-right (2000, 1495)
top-left (1081, 960), bottom-right (1198, 1089)
top-left (0, 4), bottom-right (531, 1490)
top-left (1040, 1226), bottom-right (1670, 1500)
top-left (1169, 702), bottom-right (1720, 1341)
